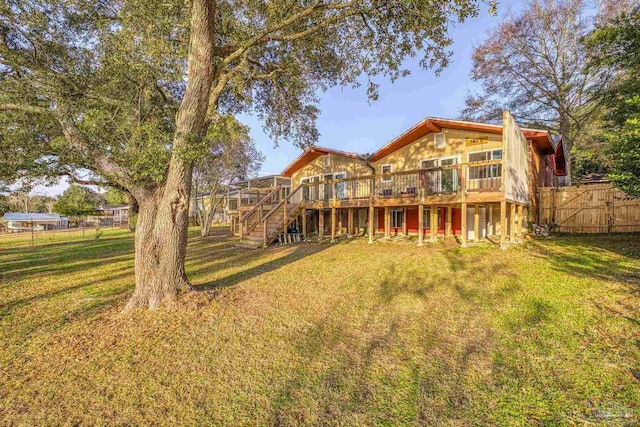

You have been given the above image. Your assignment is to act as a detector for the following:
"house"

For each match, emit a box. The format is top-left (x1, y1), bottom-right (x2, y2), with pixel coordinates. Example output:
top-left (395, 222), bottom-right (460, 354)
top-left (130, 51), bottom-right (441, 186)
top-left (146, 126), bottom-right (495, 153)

top-left (234, 111), bottom-right (567, 247)
top-left (2, 213), bottom-right (69, 232)
top-left (88, 204), bottom-right (129, 226)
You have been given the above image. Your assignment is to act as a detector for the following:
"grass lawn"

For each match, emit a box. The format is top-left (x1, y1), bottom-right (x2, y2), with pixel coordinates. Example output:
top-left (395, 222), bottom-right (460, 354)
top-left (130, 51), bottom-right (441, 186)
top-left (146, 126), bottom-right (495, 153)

top-left (1, 228), bottom-right (639, 425)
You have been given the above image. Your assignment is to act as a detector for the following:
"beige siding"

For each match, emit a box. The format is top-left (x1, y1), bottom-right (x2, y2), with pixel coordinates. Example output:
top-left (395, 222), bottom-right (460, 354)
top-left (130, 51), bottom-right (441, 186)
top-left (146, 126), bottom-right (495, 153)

top-left (503, 111), bottom-right (529, 204)
top-left (291, 153), bottom-right (371, 187)
top-left (371, 128), bottom-right (503, 172)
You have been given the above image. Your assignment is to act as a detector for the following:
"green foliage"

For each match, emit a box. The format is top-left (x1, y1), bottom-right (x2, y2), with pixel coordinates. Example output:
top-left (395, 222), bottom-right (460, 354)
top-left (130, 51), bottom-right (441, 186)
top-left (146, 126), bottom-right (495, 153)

top-left (587, 5), bottom-right (640, 197)
top-left (103, 187), bottom-right (128, 205)
top-left (53, 185), bottom-right (101, 217)
top-left (0, 0), bottom-right (490, 191)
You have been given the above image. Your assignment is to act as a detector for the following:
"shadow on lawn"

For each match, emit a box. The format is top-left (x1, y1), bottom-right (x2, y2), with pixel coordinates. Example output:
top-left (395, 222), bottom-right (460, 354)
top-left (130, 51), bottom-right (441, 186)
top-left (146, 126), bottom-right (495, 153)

top-left (527, 234), bottom-right (640, 295)
top-left (192, 239), bottom-right (332, 291)
top-left (268, 292), bottom-right (493, 424)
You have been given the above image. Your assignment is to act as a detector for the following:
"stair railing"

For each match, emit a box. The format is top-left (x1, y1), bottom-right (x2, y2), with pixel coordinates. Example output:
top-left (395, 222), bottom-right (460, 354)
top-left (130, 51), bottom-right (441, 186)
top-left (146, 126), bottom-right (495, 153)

top-left (238, 185), bottom-right (282, 237)
top-left (260, 184), bottom-right (305, 245)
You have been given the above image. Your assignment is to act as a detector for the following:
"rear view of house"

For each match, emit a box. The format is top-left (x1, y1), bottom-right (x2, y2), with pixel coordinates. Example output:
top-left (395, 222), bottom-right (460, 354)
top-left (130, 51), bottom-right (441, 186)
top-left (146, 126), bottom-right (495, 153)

top-left (233, 111), bottom-right (566, 247)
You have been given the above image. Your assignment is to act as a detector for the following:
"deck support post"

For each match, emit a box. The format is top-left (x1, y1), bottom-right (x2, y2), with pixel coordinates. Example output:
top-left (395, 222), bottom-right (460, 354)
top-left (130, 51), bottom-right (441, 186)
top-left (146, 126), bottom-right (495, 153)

top-left (283, 198), bottom-right (288, 233)
top-left (446, 206), bottom-right (452, 237)
top-left (510, 203), bottom-right (516, 241)
top-left (301, 208), bottom-right (307, 240)
top-left (318, 209), bottom-right (324, 238)
top-left (461, 202), bottom-right (468, 247)
top-left (517, 204), bottom-right (524, 237)
top-left (331, 207), bottom-right (336, 242)
top-left (347, 208), bottom-right (354, 237)
top-left (263, 220), bottom-right (267, 247)
top-left (486, 204), bottom-right (492, 237)
top-left (384, 207), bottom-right (390, 239)
top-left (474, 204), bottom-right (480, 241)
top-left (430, 204), bottom-right (437, 242)
top-left (402, 207), bottom-right (408, 236)
top-left (418, 204), bottom-right (424, 246)
top-left (368, 206), bottom-right (374, 244)
top-left (500, 200), bottom-right (507, 248)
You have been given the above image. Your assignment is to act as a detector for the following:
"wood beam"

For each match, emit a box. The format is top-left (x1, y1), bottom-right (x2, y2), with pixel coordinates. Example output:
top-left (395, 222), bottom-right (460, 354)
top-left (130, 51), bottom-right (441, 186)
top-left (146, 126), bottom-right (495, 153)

top-left (486, 204), bottom-right (492, 237)
top-left (347, 208), bottom-right (354, 237)
top-left (517, 204), bottom-right (524, 237)
top-left (461, 202), bottom-right (468, 247)
top-left (474, 204), bottom-right (480, 241)
top-left (368, 205), bottom-right (374, 244)
top-left (446, 206), bottom-right (452, 237)
top-left (318, 209), bottom-right (324, 238)
top-left (331, 207), bottom-right (336, 242)
top-left (510, 203), bottom-right (516, 241)
top-left (500, 200), bottom-right (507, 248)
top-left (418, 204), bottom-right (424, 246)
top-left (402, 207), bottom-right (407, 236)
top-left (384, 207), bottom-right (390, 238)
top-left (302, 208), bottom-right (307, 240)
top-left (430, 204), bottom-right (437, 242)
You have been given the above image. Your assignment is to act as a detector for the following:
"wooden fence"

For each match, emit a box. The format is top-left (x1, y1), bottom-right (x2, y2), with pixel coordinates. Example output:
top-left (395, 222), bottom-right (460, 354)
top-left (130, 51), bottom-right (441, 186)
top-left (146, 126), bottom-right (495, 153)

top-left (538, 184), bottom-right (640, 233)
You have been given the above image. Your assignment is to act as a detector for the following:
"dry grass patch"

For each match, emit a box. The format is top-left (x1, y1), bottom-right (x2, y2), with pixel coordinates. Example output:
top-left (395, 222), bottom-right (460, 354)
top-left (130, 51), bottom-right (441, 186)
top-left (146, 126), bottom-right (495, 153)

top-left (1, 229), bottom-right (639, 425)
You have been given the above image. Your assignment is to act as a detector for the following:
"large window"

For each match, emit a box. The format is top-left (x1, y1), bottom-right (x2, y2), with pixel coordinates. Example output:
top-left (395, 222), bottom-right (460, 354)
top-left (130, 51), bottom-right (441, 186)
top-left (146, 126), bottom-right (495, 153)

top-left (468, 149), bottom-right (502, 163)
top-left (467, 149), bottom-right (502, 190)
top-left (391, 209), bottom-right (403, 228)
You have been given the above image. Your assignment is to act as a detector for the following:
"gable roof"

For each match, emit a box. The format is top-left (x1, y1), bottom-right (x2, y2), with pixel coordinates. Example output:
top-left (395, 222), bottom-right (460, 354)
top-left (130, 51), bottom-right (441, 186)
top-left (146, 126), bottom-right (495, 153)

top-left (369, 117), bottom-right (558, 162)
top-left (281, 146), bottom-right (362, 177)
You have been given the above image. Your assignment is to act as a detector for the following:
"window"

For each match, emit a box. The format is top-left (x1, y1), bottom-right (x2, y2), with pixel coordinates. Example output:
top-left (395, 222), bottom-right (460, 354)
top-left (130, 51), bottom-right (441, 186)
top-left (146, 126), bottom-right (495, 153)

top-left (381, 164), bottom-right (392, 181)
top-left (468, 149), bottom-right (503, 163)
top-left (423, 208), bottom-right (432, 228)
top-left (391, 209), bottom-right (403, 228)
top-left (467, 150), bottom-right (502, 190)
top-left (421, 159), bottom-right (437, 169)
top-left (323, 155), bottom-right (330, 167)
top-left (434, 132), bottom-right (446, 149)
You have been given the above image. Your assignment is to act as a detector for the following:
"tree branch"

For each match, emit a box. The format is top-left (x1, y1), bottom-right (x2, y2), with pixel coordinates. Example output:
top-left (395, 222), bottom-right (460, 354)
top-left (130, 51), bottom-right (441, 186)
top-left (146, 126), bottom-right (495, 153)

top-left (0, 103), bottom-right (49, 114)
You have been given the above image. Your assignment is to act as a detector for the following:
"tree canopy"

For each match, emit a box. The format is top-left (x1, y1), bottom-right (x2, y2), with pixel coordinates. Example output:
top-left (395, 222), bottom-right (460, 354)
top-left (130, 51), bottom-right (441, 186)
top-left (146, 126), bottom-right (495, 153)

top-left (458, 0), bottom-right (628, 182)
top-left (53, 185), bottom-right (101, 217)
top-left (192, 116), bottom-right (264, 236)
top-left (587, 4), bottom-right (640, 197)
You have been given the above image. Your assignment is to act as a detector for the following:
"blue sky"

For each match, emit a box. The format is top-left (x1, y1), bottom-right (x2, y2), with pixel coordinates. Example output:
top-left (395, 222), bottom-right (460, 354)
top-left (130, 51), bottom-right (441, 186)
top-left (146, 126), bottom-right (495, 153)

top-left (40, 0), bottom-right (526, 197)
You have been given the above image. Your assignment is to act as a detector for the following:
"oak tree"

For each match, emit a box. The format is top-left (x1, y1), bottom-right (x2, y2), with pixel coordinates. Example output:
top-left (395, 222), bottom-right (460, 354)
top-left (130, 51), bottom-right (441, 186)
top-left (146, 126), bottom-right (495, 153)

top-left (0, 0), bottom-right (494, 310)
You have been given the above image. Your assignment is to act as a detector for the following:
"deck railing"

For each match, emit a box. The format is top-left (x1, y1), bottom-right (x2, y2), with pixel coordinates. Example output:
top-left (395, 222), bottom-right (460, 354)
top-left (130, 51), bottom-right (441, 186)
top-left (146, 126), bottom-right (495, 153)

top-left (237, 185), bottom-right (283, 236)
top-left (296, 160), bottom-right (502, 204)
top-left (466, 161), bottom-right (502, 192)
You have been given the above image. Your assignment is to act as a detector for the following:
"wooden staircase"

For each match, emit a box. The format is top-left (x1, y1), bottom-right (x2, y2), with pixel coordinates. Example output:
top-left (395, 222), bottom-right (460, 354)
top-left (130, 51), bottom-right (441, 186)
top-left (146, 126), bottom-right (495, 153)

top-left (238, 184), bottom-right (305, 247)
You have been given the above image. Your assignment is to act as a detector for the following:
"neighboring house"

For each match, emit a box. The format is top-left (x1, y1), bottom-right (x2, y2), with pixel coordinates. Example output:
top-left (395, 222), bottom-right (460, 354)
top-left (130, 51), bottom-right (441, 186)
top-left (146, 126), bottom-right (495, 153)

top-left (2, 213), bottom-right (69, 232)
top-left (89, 204), bottom-right (129, 226)
top-left (235, 111), bottom-right (567, 247)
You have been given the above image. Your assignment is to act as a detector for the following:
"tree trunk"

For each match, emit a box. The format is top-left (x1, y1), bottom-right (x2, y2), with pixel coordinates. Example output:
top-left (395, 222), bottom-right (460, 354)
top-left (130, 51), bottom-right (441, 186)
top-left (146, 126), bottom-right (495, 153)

top-left (559, 116), bottom-right (572, 186)
top-left (124, 0), bottom-right (215, 310)
top-left (124, 161), bottom-right (194, 311)
top-left (127, 193), bottom-right (139, 233)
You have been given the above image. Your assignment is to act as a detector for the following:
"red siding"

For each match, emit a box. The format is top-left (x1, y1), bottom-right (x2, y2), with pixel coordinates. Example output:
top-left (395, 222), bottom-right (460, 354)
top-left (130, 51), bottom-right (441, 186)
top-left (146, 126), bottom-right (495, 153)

top-left (374, 207), bottom-right (462, 235)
